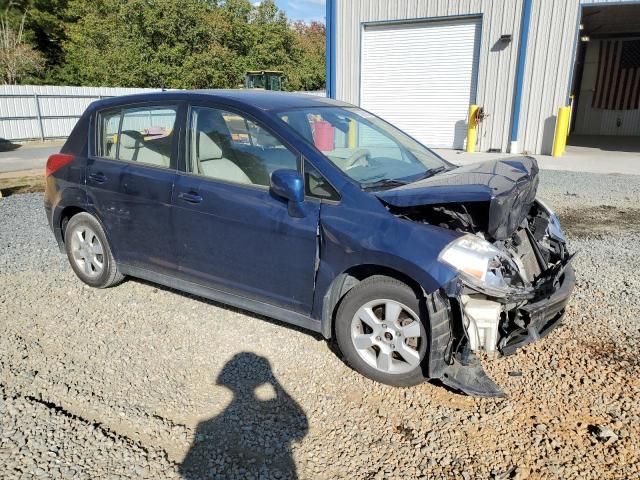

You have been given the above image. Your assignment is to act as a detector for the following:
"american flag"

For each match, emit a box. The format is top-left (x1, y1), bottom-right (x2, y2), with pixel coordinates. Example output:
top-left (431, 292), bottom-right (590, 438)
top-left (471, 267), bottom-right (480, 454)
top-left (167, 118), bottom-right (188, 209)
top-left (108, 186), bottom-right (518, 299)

top-left (592, 39), bottom-right (640, 110)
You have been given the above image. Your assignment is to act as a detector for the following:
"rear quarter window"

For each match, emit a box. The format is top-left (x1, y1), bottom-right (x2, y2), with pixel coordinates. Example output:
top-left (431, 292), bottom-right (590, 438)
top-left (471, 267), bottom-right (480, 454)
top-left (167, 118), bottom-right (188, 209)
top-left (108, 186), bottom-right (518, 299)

top-left (97, 110), bottom-right (121, 159)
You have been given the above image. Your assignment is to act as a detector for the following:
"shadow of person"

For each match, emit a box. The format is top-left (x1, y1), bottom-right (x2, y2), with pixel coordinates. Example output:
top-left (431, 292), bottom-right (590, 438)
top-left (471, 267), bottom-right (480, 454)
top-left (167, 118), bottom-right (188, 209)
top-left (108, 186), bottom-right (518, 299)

top-left (179, 352), bottom-right (308, 480)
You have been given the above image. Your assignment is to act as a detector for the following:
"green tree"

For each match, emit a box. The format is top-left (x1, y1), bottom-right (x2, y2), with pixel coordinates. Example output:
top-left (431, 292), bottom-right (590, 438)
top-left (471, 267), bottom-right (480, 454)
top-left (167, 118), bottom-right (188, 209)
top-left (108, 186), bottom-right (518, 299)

top-left (6, 0), bottom-right (326, 90)
top-left (24, 0), bottom-right (68, 72)
top-left (290, 20), bottom-right (325, 91)
top-left (0, 2), bottom-right (44, 83)
top-left (56, 0), bottom-right (242, 88)
top-left (246, 0), bottom-right (301, 87)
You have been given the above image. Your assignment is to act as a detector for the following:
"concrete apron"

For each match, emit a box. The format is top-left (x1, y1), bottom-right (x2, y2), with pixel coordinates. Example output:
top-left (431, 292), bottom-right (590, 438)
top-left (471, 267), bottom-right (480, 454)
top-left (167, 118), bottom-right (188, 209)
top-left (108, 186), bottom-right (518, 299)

top-left (435, 147), bottom-right (640, 176)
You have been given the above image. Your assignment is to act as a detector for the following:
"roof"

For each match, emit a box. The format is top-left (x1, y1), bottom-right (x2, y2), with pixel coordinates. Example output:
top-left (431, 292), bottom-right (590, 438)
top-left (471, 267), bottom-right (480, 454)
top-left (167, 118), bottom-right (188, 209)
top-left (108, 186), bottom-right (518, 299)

top-left (198, 90), bottom-right (351, 110)
top-left (90, 89), bottom-right (351, 113)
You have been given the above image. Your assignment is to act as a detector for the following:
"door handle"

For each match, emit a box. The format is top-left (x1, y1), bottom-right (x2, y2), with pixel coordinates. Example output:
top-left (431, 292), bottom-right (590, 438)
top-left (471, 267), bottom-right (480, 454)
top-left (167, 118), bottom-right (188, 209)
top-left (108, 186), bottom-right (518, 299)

top-left (88, 172), bottom-right (107, 184)
top-left (178, 192), bottom-right (203, 204)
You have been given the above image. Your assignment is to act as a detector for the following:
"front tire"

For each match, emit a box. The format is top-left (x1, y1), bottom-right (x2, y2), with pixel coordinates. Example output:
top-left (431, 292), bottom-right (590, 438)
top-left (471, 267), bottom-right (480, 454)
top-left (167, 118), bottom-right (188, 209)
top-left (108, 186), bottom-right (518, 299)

top-left (64, 212), bottom-right (124, 288)
top-left (335, 275), bottom-right (430, 387)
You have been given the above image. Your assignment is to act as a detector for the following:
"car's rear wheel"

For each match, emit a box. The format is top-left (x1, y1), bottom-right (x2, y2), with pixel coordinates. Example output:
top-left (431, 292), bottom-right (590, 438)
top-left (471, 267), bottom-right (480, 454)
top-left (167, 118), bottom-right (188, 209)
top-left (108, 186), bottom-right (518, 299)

top-left (64, 212), bottom-right (124, 288)
top-left (335, 275), bottom-right (429, 387)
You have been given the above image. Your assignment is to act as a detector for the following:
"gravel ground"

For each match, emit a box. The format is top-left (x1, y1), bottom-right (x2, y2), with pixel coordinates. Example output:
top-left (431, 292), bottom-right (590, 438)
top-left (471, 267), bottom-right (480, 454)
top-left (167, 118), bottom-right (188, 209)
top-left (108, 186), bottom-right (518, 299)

top-left (1, 170), bottom-right (639, 479)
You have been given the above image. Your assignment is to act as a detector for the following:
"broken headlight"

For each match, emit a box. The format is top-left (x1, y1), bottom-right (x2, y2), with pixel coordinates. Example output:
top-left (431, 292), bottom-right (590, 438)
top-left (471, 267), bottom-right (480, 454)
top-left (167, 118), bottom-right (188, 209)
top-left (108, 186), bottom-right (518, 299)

top-left (536, 199), bottom-right (566, 243)
top-left (439, 234), bottom-right (531, 298)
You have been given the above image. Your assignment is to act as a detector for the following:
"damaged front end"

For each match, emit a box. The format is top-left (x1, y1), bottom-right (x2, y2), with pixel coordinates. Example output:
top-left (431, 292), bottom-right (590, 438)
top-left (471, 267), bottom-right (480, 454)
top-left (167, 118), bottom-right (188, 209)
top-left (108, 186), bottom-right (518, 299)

top-left (379, 157), bottom-right (575, 396)
top-left (439, 200), bottom-right (574, 354)
top-left (437, 204), bottom-right (575, 396)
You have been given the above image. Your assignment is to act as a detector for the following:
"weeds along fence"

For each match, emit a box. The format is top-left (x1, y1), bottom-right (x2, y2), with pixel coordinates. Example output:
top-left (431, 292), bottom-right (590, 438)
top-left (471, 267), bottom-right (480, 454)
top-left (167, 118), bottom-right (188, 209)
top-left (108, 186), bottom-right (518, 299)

top-left (0, 85), bottom-right (327, 142)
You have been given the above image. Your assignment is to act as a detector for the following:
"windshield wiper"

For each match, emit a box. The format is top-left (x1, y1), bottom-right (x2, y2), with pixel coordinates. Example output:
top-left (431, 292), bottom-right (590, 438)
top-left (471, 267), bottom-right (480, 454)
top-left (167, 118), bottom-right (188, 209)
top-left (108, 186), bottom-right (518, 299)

top-left (415, 166), bottom-right (448, 180)
top-left (361, 178), bottom-right (407, 191)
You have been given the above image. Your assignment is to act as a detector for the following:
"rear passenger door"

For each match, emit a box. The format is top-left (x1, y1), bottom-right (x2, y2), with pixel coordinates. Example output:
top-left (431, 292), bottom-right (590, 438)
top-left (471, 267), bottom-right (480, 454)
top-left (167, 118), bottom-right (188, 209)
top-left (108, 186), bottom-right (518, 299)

top-left (87, 103), bottom-right (183, 275)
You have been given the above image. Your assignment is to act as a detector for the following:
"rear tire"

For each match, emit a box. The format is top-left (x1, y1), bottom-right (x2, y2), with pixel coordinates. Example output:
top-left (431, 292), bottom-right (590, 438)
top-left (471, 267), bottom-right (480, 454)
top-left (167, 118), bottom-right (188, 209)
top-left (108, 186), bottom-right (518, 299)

top-left (64, 212), bottom-right (124, 288)
top-left (335, 275), bottom-right (429, 387)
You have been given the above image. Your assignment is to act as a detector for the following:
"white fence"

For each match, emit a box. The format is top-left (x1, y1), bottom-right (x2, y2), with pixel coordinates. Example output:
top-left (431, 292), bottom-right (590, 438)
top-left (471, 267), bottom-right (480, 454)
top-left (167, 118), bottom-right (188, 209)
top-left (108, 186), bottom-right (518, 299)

top-left (0, 85), bottom-right (327, 142)
top-left (0, 85), bottom-right (162, 141)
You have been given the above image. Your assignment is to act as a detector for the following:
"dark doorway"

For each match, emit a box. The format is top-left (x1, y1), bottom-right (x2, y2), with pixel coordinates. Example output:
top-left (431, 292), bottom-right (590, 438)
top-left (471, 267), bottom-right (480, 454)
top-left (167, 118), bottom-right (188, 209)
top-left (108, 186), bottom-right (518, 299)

top-left (569, 4), bottom-right (640, 153)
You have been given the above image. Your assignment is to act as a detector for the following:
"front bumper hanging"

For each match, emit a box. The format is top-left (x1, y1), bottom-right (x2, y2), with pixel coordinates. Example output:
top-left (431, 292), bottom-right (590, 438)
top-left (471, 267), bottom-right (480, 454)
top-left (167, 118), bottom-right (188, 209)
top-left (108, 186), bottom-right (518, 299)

top-left (439, 262), bottom-right (576, 397)
top-left (501, 263), bottom-right (575, 355)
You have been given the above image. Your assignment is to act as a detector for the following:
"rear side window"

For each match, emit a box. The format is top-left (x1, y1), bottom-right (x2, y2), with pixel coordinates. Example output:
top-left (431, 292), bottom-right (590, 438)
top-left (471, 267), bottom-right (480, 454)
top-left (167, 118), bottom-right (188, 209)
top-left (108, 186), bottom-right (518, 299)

top-left (97, 106), bottom-right (177, 169)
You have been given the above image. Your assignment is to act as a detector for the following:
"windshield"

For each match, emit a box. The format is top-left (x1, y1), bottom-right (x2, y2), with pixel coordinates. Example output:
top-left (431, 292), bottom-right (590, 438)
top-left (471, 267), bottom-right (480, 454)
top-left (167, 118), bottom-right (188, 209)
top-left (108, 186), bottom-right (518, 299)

top-left (277, 107), bottom-right (449, 188)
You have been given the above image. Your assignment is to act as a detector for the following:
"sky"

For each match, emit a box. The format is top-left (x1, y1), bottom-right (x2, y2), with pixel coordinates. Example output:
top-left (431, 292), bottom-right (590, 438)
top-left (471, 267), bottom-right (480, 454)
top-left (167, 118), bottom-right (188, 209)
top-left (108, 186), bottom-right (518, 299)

top-left (273, 0), bottom-right (326, 23)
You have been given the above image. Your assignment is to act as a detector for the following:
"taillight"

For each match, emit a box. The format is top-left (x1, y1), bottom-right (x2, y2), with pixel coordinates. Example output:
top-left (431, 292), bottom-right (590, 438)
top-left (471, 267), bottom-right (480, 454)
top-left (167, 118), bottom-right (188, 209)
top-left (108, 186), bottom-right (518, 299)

top-left (45, 153), bottom-right (74, 177)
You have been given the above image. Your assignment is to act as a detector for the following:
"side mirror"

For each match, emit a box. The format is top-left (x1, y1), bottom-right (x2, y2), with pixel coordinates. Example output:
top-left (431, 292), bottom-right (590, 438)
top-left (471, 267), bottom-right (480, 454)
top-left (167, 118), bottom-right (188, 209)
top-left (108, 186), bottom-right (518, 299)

top-left (270, 169), bottom-right (305, 217)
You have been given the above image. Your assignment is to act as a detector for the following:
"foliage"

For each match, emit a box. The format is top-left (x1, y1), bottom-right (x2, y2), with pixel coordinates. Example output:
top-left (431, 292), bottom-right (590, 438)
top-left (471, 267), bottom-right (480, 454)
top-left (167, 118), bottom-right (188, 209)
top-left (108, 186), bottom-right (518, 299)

top-left (0, 0), bottom-right (326, 90)
top-left (289, 21), bottom-right (326, 91)
top-left (0, 2), bottom-right (44, 84)
top-left (23, 0), bottom-right (68, 74)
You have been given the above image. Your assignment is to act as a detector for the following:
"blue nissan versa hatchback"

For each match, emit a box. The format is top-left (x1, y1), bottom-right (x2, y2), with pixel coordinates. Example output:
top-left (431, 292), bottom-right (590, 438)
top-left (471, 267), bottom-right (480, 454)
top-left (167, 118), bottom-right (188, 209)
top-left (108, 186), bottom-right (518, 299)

top-left (44, 91), bottom-right (574, 396)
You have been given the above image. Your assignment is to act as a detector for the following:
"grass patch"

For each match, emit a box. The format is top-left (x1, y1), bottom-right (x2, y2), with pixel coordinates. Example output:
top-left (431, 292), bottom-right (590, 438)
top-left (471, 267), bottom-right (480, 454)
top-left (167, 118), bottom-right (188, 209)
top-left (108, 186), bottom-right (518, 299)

top-left (0, 174), bottom-right (46, 197)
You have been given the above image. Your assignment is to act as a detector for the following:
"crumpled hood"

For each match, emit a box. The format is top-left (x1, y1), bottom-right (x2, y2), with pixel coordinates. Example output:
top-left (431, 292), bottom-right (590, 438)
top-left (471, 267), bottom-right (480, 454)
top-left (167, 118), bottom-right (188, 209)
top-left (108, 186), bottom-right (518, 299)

top-left (376, 156), bottom-right (540, 240)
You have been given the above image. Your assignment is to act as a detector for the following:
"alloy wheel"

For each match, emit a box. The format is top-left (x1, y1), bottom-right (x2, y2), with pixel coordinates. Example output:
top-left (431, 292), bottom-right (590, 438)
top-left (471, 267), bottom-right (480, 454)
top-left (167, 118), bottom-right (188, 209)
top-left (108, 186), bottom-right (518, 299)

top-left (350, 299), bottom-right (425, 374)
top-left (69, 226), bottom-right (105, 278)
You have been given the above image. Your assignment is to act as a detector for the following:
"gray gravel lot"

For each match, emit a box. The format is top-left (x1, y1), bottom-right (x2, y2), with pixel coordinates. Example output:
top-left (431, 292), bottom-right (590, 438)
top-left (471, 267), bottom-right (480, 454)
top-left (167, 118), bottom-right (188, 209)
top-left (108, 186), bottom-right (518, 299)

top-left (1, 169), bottom-right (639, 479)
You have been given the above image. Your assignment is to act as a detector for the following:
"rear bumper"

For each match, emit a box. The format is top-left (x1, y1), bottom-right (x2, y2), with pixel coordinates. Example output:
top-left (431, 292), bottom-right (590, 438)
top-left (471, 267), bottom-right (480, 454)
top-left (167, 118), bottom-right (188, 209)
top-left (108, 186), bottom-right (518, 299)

top-left (500, 264), bottom-right (575, 355)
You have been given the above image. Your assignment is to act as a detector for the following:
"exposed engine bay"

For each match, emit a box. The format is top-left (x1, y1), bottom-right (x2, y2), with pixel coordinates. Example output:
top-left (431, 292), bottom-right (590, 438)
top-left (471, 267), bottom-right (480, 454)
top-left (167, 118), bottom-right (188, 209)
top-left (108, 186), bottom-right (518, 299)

top-left (392, 198), bottom-right (573, 355)
top-left (457, 201), bottom-right (572, 353)
top-left (376, 157), bottom-right (575, 396)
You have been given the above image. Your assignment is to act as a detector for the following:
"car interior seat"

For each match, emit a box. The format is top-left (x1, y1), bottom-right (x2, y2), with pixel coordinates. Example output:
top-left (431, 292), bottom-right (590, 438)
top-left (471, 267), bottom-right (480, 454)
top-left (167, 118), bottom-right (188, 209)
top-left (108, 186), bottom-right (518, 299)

top-left (196, 112), bottom-right (252, 184)
top-left (119, 130), bottom-right (170, 167)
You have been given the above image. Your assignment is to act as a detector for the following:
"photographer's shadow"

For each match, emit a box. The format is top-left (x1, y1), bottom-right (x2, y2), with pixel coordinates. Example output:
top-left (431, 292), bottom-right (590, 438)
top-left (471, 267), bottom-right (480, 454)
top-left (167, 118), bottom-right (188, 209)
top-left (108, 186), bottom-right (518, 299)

top-left (179, 352), bottom-right (308, 480)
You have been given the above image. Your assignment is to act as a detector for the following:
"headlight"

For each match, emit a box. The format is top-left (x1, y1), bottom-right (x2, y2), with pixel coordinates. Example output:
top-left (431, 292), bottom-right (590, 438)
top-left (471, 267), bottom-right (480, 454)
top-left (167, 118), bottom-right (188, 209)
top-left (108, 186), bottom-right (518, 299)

top-left (439, 234), bottom-right (531, 298)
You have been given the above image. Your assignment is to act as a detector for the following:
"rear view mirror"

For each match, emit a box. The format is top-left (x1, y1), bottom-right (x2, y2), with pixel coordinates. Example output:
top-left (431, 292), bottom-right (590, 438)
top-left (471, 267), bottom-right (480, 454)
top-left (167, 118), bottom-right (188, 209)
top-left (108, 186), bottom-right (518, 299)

top-left (270, 169), bottom-right (305, 217)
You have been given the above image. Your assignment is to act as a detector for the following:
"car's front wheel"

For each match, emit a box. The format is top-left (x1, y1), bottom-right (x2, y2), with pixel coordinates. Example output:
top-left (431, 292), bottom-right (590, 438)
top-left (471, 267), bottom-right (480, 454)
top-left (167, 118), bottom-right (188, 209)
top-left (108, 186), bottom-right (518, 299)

top-left (64, 212), bottom-right (124, 288)
top-left (335, 275), bottom-right (429, 387)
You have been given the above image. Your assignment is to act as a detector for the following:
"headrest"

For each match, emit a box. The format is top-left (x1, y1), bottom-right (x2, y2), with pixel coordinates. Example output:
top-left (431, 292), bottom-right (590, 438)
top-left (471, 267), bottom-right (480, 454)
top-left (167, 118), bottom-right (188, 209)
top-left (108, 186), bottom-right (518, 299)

top-left (199, 133), bottom-right (223, 161)
top-left (197, 110), bottom-right (228, 133)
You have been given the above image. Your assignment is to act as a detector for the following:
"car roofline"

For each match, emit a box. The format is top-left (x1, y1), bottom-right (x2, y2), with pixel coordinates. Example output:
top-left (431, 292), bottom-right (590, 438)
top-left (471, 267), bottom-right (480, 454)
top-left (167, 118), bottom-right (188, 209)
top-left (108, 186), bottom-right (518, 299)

top-left (87, 90), bottom-right (352, 113)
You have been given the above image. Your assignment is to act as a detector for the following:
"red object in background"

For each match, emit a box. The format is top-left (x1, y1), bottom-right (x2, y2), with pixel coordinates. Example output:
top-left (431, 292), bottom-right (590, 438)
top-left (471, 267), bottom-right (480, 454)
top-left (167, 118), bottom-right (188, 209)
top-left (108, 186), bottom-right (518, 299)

top-left (312, 120), bottom-right (334, 152)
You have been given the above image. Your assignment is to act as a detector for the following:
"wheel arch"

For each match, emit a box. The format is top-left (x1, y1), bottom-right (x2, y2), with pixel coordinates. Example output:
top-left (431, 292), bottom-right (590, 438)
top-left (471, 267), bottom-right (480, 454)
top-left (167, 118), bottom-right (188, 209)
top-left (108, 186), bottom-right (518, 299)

top-left (320, 264), bottom-right (427, 340)
top-left (59, 206), bottom-right (87, 242)
top-left (321, 264), bottom-right (455, 380)
top-left (57, 207), bottom-right (119, 261)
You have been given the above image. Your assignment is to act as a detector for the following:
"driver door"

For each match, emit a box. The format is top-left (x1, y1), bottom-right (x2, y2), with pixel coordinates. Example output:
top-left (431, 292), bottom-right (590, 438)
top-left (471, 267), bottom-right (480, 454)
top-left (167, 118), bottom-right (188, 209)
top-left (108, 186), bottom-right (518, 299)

top-left (172, 104), bottom-right (320, 314)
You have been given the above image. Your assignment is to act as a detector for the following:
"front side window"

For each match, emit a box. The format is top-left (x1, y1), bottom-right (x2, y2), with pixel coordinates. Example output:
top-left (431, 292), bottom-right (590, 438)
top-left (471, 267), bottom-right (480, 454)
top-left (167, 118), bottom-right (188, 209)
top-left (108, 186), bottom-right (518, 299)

top-left (278, 107), bottom-right (449, 189)
top-left (97, 106), bottom-right (177, 168)
top-left (304, 159), bottom-right (339, 201)
top-left (189, 106), bottom-right (298, 187)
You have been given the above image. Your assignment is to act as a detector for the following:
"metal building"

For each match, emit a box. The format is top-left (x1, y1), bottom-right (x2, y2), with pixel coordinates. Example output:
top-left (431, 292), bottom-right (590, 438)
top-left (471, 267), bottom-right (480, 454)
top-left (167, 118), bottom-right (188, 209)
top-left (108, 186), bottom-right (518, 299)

top-left (326, 0), bottom-right (640, 155)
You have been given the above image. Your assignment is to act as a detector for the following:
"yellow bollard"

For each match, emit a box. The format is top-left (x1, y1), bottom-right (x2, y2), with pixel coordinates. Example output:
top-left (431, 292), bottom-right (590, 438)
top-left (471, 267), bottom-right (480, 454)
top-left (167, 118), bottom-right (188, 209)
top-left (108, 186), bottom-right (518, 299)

top-left (348, 119), bottom-right (357, 148)
top-left (466, 104), bottom-right (478, 153)
top-left (552, 106), bottom-right (571, 157)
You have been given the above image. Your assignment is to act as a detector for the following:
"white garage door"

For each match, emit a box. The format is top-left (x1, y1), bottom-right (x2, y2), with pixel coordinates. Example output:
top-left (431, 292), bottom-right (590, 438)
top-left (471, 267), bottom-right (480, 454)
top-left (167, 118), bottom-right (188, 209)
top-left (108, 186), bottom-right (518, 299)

top-left (360, 19), bottom-right (481, 149)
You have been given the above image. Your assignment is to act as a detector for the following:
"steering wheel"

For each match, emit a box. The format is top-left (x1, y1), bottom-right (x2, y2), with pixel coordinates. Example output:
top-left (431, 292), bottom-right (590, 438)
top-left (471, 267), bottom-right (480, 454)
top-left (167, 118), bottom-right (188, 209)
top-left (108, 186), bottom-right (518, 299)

top-left (344, 148), bottom-right (370, 169)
